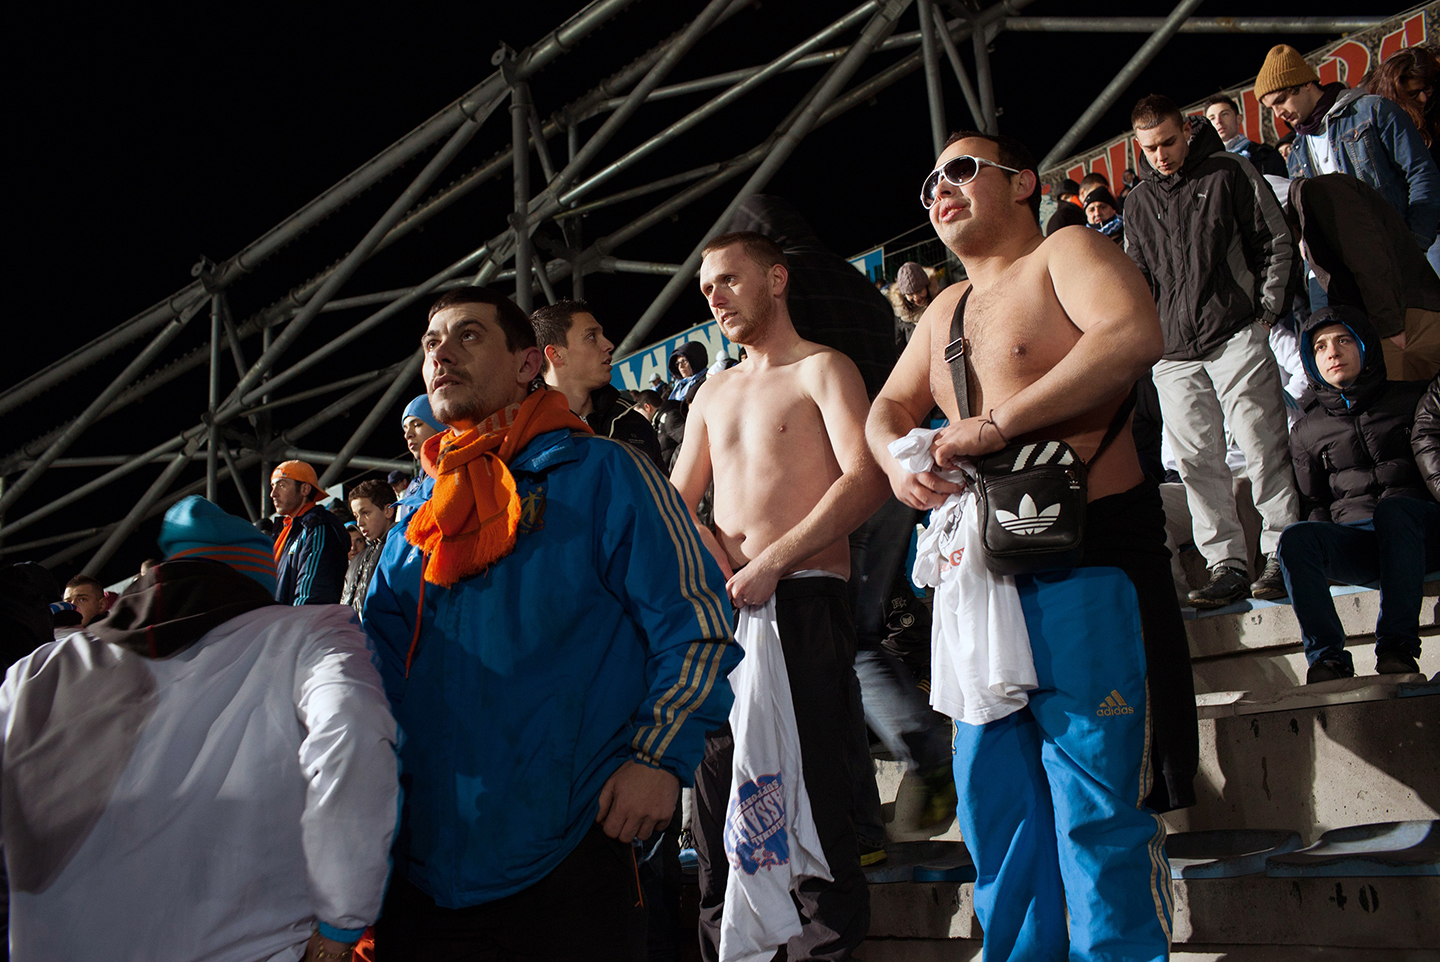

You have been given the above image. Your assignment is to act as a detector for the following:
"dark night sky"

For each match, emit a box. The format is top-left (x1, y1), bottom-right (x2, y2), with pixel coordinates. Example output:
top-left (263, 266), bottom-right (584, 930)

top-left (4, 0), bottom-right (1399, 581)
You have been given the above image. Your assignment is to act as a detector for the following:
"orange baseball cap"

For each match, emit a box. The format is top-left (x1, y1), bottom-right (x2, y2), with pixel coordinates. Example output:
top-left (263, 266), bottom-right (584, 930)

top-left (270, 460), bottom-right (320, 489)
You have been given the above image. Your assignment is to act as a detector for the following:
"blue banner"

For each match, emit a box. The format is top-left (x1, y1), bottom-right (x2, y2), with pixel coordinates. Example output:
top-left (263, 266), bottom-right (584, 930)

top-left (610, 319), bottom-right (735, 392)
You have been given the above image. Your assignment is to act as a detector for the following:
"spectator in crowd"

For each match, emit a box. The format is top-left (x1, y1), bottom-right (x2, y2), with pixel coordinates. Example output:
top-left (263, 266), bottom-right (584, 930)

top-left (270, 460), bottom-right (349, 606)
top-left (1119, 167), bottom-right (1140, 203)
top-left (726, 194), bottom-right (921, 862)
top-left (364, 287), bottom-right (737, 960)
top-left (1203, 94), bottom-right (1287, 176)
top-left (0, 495), bottom-right (398, 962)
top-left (1418, 377), bottom-right (1440, 499)
top-left (1084, 186), bottom-right (1125, 245)
top-left (653, 396), bottom-right (688, 474)
top-left (1045, 178), bottom-right (1088, 235)
top-left (341, 479), bottom-right (396, 618)
top-left (1366, 46), bottom-right (1439, 157)
top-left (532, 299), bottom-right (665, 471)
top-left (673, 231), bottom-right (887, 960)
top-left (387, 469), bottom-right (410, 502)
top-left (61, 574), bottom-right (108, 627)
top-left (1077, 170), bottom-right (1111, 203)
top-left (667, 341), bottom-right (709, 405)
top-left (1367, 45), bottom-right (1440, 278)
top-left (1257, 43), bottom-right (1440, 307)
top-left (1288, 173), bottom-right (1440, 380)
top-left (395, 395), bottom-right (443, 524)
top-left (868, 129), bottom-right (1193, 961)
top-left (1127, 94), bottom-right (1299, 607)
top-left (888, 260), bottom-right (939, 344)
top-left (1276, 306), bottom-right (1440, 683)
top-left (1276, 132), bottom-right (1296, 161)
top-left (634, 388), bottom-right (663, 423)
top-left (346, 522), bottom-right (364, 561)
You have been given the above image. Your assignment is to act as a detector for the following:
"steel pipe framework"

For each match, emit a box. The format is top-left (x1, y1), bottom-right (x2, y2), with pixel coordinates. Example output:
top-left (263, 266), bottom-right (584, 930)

top-left (2, 0), bottom-right (1372, 579)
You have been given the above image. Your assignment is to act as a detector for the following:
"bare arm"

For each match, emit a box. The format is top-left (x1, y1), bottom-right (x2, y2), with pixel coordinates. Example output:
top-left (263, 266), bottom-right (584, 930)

top-left (934, 229), bottom-right (1163, 464)
top-left (728, 351), bottom-right (889, 607)
top-left (867, 286), bottom-right (967, 509)
top-left (666, 389), bottom-right (733, 578)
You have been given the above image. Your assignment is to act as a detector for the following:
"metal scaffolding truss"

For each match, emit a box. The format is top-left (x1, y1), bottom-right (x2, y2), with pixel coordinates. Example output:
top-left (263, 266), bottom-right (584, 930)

top-left (0, 1), bottom-right (1381, 580)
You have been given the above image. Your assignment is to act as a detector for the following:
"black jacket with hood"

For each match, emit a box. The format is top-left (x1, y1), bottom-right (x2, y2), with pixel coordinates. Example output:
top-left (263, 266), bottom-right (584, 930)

top-left (1412, 378), bottom-right (1440, 502)
top-left (1124, 120), bottom-right (1296, 361)
top-left (585, 383), bottom-right (665, 473)
top-left (666, 341), bottom-right (709, 404)
top-left (1290, 306), bottom-right (1433, 524)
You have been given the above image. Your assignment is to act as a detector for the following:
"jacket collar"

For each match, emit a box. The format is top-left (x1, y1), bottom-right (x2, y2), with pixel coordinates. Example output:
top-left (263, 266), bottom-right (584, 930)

top-left (509, 427), bottom-right (586, 475)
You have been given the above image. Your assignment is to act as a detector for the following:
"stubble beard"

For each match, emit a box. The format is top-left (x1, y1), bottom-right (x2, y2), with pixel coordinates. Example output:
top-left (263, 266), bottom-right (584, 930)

top-left (725, 294), bottom-right (775, 348)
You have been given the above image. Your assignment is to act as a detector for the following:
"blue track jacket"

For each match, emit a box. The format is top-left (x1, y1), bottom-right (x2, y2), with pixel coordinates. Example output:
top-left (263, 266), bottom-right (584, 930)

top-left (274, 504), bottom-right (349, 605)
top-left (365, 428), bottom-right (739, 908)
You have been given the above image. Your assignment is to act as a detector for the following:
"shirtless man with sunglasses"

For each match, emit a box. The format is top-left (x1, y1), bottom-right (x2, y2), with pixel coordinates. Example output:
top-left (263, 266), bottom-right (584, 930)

top-left (865, 131), bottom-right (1196, 961)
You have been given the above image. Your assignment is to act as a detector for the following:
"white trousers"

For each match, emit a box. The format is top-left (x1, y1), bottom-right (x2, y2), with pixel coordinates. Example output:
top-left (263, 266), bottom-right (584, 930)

top-left (1153, 322), bottom-right (1299, 567)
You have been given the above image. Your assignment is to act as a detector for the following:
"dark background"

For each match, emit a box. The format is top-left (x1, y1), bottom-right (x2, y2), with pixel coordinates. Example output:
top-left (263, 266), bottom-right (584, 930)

top-left (3, 0), bottom-right (1397, 582)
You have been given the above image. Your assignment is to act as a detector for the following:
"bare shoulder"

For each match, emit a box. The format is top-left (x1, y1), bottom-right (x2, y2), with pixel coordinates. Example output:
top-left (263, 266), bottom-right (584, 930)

top-left (795, 341), bottom-right (865, 390)
top-left (1039, 222), bottom-right (1128, 270)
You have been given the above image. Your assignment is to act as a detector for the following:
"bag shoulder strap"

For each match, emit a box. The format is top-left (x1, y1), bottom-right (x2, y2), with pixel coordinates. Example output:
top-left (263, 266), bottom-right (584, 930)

top-left (944, 286), bottom-right (973, 420)
top-left (947, 281), bottom-right (1136, 466)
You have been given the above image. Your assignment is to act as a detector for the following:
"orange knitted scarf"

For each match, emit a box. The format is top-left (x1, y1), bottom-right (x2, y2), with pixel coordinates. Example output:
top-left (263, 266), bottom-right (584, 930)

top-left (272, 502), bottom-right (317, 564)
top-left (406, 389), bottom-right (589, 587)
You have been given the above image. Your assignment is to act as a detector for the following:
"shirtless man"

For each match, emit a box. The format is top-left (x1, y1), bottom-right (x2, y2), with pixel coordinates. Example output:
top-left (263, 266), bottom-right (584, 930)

top-left (866, 131), bottom-right (1196, 961)
top-left (672, 231), bottom-right (886, 960)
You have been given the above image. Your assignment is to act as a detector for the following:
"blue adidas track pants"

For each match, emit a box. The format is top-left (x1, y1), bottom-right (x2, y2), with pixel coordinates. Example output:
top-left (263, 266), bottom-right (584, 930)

top-left (951, 566), bottom-right (1173, 961)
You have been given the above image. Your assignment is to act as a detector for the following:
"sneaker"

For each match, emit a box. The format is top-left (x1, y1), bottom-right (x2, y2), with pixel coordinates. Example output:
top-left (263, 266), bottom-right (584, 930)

top-left (916, 766), bottom-right (958, 828)
top-left (1187, 564), bottom-right (1250, 609)
top-left (1306, 659), bottom-right (1354, 684)
top-left (1375, 651), bottom-right (1421, 675)
top-left (1249, 555), bottom-right (1287, 601)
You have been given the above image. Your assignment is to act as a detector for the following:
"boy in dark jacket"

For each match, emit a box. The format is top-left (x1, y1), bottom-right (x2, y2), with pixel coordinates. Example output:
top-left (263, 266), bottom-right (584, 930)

top-left (1275, 306), bottom-right (1439, 683)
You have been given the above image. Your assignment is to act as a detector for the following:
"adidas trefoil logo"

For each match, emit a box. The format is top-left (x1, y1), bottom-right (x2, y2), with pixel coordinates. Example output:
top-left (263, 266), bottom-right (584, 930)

top-left (1097, 690), bottom-right (1135, 716)
top-left (996, 494), bottom-right (1061, 536)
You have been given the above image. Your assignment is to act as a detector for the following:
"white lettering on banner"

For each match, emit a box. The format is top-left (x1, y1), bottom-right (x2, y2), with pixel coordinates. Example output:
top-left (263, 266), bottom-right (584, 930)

top-left (613, 319), bottom-right (735, 392)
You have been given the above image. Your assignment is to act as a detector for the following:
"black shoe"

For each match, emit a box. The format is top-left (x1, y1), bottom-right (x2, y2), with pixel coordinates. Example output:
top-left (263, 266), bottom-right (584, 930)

top-left (1250, 555), bottom-right (1287, 601)
top-left (1187, 564), bottom-right (1250, 609)
top-left (1375, 652), bottom-right (1421, 675)
top-left (1306, 659), bottom-right (1355, 684)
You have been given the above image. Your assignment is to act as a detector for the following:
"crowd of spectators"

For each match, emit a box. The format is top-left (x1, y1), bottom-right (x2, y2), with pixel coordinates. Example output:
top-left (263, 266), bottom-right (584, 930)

top-left (0, 39), bottom-right (1437, 962)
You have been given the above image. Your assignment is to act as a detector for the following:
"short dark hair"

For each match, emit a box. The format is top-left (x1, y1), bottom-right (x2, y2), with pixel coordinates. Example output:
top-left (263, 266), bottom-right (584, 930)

top-left (635, 389), bottom-right (662, 408)
top-left (530, 299), bottom-right (593, 374)
top-left (1078, 172), bottom-right (1109, 196)
top-left (941, 130), bottom-right (1041, 221)
top-left (427, 287), bottom-right (536, 353)
top-left (66, 575), bottom-right (104, 592)
top-left (349, 478), bottom-right (397, 510)
top-left (701, 231), bottom-right (790, 295)
top-left (1202, 94), bottom-right (1240, 115)
top-left (1131, 94), bottom-right (1185, 132)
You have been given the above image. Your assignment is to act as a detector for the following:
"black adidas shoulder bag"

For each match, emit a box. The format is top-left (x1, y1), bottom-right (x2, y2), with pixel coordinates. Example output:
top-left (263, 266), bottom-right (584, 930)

top-left (945, 286), bottom-right (1135, 576)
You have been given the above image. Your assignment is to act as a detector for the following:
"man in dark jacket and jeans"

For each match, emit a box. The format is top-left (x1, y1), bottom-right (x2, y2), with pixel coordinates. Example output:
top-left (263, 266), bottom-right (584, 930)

top-left (1276, 306), bottom-right (1439, 683)
top-left (1126, 94), bottom-right (1300, 608)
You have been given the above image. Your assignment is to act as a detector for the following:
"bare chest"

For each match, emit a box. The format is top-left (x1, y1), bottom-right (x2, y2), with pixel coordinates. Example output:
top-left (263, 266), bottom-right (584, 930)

top-left (929, 277), bottom-right (1078, 417)
top-left (706, 374), bottom-right (830, 459)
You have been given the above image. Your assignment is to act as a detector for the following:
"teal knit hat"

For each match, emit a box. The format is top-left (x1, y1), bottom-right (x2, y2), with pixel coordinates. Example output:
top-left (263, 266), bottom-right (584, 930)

top-left (159, 496), bottom-right (278, 595)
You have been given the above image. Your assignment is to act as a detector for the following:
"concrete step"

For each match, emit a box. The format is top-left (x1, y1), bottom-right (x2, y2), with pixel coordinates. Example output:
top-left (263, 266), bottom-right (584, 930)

top-left (862, 874), bottom-right (1440, 952)
top-left (1165, 688), bottom-right (1439, 844)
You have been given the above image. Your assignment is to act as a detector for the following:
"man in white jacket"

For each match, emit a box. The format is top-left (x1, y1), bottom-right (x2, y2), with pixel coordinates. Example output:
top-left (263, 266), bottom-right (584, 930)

top-left (0, 495), bottom-right (399, 962)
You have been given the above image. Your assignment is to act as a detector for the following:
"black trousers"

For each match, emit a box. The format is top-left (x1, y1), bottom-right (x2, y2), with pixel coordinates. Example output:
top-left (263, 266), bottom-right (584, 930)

top-left (693, 576), bottom-right (870, 961)
top-left (374, 825), bottom-right (646, 961)
top-left (1081, 477), bottom-right (1200, 813)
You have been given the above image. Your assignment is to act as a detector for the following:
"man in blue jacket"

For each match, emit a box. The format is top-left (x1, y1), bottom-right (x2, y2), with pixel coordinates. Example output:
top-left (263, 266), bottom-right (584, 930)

top-left (366, 286), bottom-right (739, 961)
top-left (270, 459), bottom-right (349, 605)
top-left (1256, 43), bottom-right (1440, 377)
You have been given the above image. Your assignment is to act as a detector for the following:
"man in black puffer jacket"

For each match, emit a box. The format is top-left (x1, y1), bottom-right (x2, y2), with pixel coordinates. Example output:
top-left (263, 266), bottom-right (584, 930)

top-left (1275, 305), bottom-right (1439, 683)
top-left (1126, 94), bottom-right (1300, 609)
